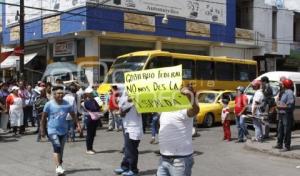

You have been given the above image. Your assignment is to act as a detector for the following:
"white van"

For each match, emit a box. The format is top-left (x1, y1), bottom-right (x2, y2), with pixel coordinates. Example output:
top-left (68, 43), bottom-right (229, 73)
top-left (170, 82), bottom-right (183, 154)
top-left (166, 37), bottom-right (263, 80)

top-left (244, 71), bottom-right (300, 128)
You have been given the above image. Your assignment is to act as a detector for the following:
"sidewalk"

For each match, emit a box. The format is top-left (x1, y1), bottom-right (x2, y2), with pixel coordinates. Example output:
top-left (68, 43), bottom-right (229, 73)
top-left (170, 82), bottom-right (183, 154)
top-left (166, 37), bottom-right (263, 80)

top-left (244, 132), bottom-right (300, 160)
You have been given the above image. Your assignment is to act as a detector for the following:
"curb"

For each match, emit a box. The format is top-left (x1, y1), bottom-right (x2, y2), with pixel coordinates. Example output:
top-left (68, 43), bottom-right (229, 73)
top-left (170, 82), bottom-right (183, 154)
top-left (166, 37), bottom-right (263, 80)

top-left (244, 141), bottom-right (300, 160)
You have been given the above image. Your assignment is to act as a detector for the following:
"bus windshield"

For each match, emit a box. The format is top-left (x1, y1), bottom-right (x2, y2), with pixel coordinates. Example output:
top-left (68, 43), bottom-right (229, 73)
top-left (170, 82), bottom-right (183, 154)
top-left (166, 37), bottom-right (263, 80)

top-left (105, 56), bottom-right (148, 83)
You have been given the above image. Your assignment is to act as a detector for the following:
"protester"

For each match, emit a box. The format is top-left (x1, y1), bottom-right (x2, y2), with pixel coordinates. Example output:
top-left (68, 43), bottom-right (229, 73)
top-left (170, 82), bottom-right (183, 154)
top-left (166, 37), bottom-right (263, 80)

top-left (273, 79), bottom-right (295, 152)
top-left (150, 112), bottom-right (159, 144)
top-left (234, 86), bottom-right (250, 142)
top-left (114, 91), bottom-right (143, 176)
top-left (63, 85), bottom-right (78, 142)
top-left (156, 86), bottom-right (199, 176)
top-left (18, 81), bottom-right (28, 133)
top-left (40, 86), bottom-right (82, 175)
top-left (35, 87), bottom-right (48, 142)
top-left (221, 98), bottom-right (231, 141)
top-left (251, 80), bottom-right (264, 142)
top-left (82, 87), bottom-right (102, 155)
top-left (108, 85), bottom-right (121, 131)
top-left (24, 84), bottom-right (35, 127)
top-left (6, 86), bottom-right (24, 136)
top-left (0, 83), bottom-right (9, 132)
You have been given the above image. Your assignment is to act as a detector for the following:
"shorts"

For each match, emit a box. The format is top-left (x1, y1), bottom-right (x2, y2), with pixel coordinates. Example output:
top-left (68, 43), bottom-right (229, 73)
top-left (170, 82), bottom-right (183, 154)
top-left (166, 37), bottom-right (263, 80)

top-left (48, 134), bottom-right (67, 154)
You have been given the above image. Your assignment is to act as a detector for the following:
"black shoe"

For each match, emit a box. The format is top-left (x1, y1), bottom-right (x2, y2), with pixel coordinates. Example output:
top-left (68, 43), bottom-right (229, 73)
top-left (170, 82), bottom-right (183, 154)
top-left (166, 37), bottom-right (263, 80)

top-left (235, 139), bottom-right (245, 143)
top-left (272, 145), bottom-right (283, 149)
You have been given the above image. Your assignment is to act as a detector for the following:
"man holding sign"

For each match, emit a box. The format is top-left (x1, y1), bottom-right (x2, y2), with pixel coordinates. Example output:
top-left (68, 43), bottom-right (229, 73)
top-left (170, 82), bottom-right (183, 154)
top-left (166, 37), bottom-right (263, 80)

top-left (124, 65), bottom-right (199, 176)
top-left (157, 86), bottom-right (199, 176)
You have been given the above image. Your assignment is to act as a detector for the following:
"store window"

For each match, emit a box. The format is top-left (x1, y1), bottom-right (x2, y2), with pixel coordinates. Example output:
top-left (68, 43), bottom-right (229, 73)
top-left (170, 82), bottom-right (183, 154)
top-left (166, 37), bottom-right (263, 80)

top-left (196, 61), bottom-right (215, 80)
top-left (77, 39), bottom-right (85, 57)
top-left (174, 59), bottom-right (195, 79)
top-left (215, 62), bottom-right (234, 81)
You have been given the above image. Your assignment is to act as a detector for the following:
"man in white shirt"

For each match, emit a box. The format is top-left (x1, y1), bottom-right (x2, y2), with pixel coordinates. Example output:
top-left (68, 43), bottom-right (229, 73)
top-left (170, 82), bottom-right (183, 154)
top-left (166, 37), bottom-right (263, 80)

top-left (157, 86), bottom-right (199, 176)
top-left (114, 91), bottom-right (143, 176)
top-left (251, 80), bottom-right (264, 142)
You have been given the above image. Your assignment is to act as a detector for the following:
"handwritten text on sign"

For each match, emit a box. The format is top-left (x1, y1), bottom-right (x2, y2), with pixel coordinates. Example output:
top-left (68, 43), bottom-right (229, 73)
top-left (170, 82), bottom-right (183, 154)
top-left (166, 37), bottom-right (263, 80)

top-left (124, 65), bottom-right (191, 113)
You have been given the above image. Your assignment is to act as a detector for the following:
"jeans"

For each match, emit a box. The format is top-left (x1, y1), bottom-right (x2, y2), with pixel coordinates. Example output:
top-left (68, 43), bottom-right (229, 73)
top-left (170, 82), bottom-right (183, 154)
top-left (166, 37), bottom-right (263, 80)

top-left (23, 106), bottom-right (33, 127)
top-left (121, 133), bottom-right (140, 173)
top-left (236, 115), bottom-right (249, 141)
top-left (253, 118), bottom-right (263, 141)
top-left (86, 118), bottom-right (99, 151)
top-left (48, 134), bottom-right (67, 164)
top-left (151, 116), bottom-right (159, 137)
top-left (108, 111), bottom-right (122, 130)
top-left (157, 155), bottom-right (194, 176)
top-left (67, 120), bottom-right (75, 140)
top-left (277, 112), bottom-right (293, 148)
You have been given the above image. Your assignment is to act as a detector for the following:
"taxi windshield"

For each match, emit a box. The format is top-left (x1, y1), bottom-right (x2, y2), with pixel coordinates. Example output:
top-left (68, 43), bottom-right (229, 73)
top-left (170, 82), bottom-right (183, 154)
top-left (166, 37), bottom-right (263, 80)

top-left (198, 93), bottom-right (218, 103)
top-left (105, 56), bottom-right (148, 83)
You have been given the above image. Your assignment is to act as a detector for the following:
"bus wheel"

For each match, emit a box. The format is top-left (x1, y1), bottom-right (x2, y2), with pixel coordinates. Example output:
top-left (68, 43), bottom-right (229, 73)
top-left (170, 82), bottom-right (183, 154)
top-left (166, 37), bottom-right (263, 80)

top-left (204, 113), bottom-right (214, 128)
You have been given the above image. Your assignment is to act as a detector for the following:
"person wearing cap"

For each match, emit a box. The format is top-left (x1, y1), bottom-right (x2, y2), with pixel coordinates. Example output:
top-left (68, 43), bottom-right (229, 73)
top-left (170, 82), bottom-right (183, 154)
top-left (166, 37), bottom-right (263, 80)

top-left (40, 86), bottom-right (82, 175)
top-left (0, 83), bottom-right (9, 132)
top-left (6, 86), bottom-right (24, 136)
top-left (82, 87), bottom-right (102, 155)
top-left (234, 86), bottom-right (250, 143)
top-left (273, 79), bottom-right (295, 152)
top-left (251, 80), bottom-right (264, 142)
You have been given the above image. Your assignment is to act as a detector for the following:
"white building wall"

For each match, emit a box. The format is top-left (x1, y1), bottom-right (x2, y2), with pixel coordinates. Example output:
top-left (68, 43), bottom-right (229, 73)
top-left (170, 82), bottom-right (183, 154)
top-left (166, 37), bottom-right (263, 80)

top-left (211, 46), bottom-right (254, 59)
top-left (253, 0), bottom-right (273, 54)
top-left (276, 9), bottom-right (294, 55)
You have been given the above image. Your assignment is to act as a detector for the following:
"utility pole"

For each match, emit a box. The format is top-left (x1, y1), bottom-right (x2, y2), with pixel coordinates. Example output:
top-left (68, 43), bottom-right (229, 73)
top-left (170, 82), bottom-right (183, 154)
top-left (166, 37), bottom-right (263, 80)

top-left (19, 0), bottom-right (25, 80)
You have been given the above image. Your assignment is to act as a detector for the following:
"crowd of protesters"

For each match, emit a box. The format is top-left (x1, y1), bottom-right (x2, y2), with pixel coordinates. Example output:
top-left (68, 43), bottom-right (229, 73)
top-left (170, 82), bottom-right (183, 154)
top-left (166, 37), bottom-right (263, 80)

top-left (0, 74), bottom-right (296, 176)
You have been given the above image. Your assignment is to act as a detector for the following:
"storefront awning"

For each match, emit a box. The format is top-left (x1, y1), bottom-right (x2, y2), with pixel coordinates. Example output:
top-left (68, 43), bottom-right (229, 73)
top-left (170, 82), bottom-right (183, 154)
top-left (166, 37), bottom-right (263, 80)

top-left (0, 53), bottom-right (37, 69)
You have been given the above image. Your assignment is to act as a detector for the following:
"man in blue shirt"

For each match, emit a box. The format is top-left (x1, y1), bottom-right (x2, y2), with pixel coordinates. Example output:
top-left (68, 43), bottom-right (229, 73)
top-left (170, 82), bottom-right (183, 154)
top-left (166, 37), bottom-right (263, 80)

top-left (40, 86), bottom-right (81, 175)
top-left (273, 79), bottom-right (295, 152)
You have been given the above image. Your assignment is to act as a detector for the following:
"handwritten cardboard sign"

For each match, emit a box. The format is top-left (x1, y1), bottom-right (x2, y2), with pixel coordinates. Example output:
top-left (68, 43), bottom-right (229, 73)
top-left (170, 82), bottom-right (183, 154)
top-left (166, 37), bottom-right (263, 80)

top-left (124, 65), bottom-right (191, 113)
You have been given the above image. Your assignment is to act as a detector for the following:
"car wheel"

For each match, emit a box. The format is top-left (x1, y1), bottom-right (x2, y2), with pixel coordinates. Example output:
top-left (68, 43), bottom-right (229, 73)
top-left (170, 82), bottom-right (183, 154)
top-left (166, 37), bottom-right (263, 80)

top-left (203, 113), bottom-right (214, 128)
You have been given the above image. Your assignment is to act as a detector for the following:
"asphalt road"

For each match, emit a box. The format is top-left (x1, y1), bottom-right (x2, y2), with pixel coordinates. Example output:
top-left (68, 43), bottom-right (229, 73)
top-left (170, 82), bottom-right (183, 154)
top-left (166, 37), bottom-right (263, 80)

top-left (0, 126), bottom-right (300, 176)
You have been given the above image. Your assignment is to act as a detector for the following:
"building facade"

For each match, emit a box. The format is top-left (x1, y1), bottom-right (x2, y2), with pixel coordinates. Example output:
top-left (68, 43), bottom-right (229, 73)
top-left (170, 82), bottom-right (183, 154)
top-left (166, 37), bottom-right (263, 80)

top-left (1, 0), bottom-right (299, 84)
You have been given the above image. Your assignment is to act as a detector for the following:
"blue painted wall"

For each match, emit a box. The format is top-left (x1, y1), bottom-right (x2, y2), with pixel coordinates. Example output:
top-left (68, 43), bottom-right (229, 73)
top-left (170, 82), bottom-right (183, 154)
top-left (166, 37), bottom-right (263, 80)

top-left (2, 0), bottom-right (236, 45)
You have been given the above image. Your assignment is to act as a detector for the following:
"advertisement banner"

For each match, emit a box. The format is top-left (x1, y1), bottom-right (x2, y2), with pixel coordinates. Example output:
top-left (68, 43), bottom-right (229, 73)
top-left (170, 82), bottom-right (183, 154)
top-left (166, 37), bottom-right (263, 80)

top-left (53, 40), bottom-right (75, 57)
top-left (5, 0), bottom-right (86, 26)
top-left (98, 0), bottom-right (227, 25)
top-left (124, 65), bottom-right (192, 113)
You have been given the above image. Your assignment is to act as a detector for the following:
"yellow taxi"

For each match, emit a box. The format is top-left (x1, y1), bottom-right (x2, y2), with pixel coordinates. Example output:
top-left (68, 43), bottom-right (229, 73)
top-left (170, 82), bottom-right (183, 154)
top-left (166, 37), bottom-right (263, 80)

top-left (196, 90), bottom-right (236, 127)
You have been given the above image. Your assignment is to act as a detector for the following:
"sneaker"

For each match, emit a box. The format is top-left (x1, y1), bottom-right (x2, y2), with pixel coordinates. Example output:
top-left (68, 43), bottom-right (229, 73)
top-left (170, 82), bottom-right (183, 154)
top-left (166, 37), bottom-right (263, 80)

top-left (122, 170), bottom-right (137, 176)
top-left (150, 138), bottom-right (155, 144)
top-left (280, 147), bottom-right (290, 152)
top-left (56, 165), bottom-right (65, 175)
top-left (114, 168), bottom-right (127, 175)
top-left (86, 150), bottom-right (96, 155)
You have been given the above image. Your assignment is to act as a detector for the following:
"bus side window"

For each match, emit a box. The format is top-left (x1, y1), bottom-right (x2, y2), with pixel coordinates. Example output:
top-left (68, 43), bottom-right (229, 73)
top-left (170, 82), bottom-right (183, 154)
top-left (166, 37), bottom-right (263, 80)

top-left (235, 64), bottom-right (249, 81)
top-left (174, 59), bottom-right (195, 80)
top-left (215, 62), bottom-right (234, 81)
top-left (296, 84), bottom-right (300, 97)
top-left (248, 65), bottom-right (257, 81)
top-left (146, 56), bottom-right (173, 69)
top-left (196, 61), bottom-right (215, 80)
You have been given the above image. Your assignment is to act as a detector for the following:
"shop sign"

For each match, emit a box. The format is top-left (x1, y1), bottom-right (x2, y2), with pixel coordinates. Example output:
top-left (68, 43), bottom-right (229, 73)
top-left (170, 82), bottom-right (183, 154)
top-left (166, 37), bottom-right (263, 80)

top-left (186, 21), bottom-right (210, 37)
top-left (98, 0), bottom-right (227, 25)
top-left (54, 40), bottom-right (75, 57)
top-left (43, 16), bottom-right (61, 35)
top-left (5, 0), bottom-right (86, 26)
top-left (124, 13), bottom-right (155, 32)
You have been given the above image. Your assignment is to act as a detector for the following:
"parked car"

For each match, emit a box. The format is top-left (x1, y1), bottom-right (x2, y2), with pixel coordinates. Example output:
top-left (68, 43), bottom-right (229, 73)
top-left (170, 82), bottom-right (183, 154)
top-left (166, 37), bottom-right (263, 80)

top-left (244, 71), bottom-right (300, 129)
top-left (196, 90), bottom-right (236, 127)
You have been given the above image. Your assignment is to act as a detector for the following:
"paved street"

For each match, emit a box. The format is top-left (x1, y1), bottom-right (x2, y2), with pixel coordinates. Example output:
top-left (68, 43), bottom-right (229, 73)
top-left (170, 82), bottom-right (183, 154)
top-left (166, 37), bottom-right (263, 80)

top-left (1, 126), bottom-right (300, 176)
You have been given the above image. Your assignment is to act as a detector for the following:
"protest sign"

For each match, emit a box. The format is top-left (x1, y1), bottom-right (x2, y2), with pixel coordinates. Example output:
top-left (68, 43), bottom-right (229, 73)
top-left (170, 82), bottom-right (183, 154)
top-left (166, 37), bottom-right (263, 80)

top-left (124, 65), bottom-right (191, 113)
